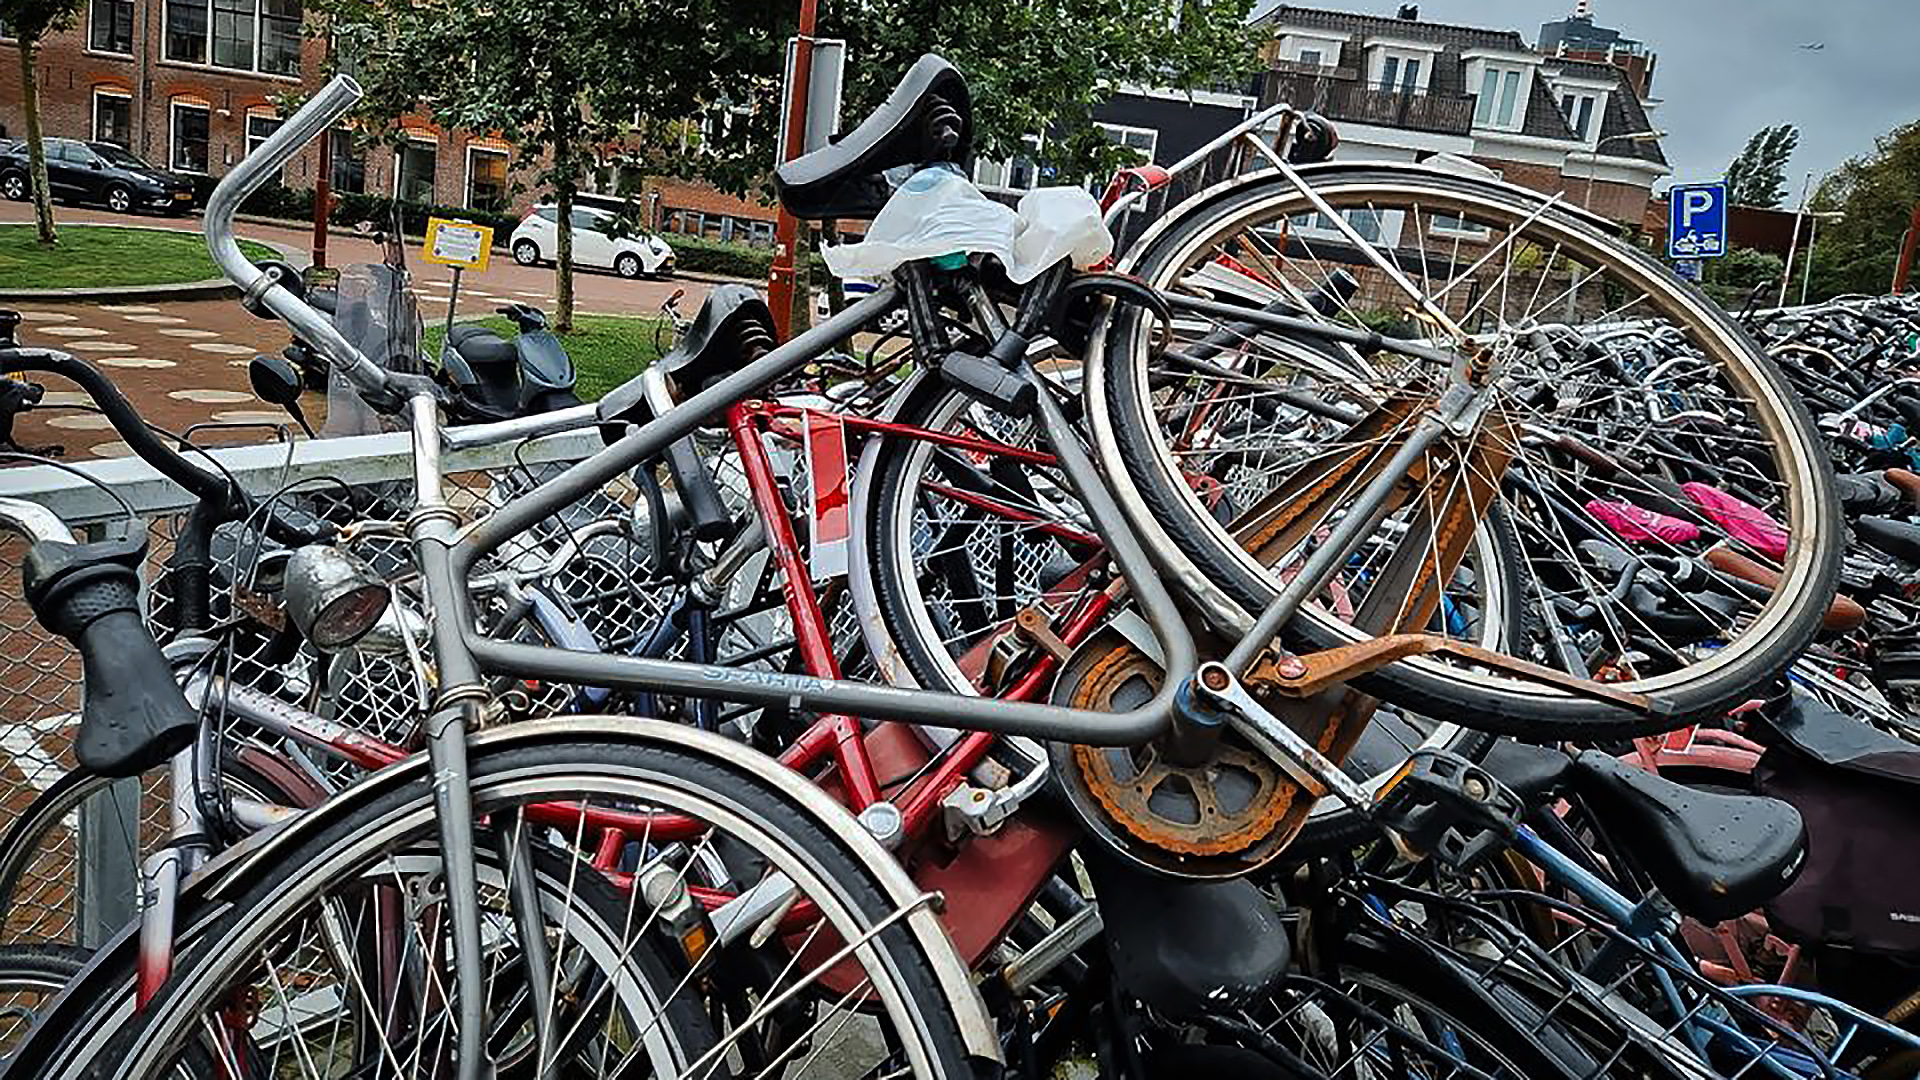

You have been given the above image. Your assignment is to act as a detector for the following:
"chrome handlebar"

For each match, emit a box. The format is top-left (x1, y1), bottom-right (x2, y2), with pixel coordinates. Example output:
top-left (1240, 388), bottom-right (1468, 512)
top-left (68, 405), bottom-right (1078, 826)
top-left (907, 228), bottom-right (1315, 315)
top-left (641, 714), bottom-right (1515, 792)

top-left (203, 75), bottom-right (396, 406)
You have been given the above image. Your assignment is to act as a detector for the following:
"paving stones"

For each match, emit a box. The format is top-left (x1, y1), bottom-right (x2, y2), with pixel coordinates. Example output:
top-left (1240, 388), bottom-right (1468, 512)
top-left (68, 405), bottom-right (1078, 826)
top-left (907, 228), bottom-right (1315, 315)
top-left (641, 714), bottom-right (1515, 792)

top-left (17, 311), bottom-right (76, 322)
top-left (157, 328), bottom-right (218, 338)
top-left (35, 325), bottom-right (106, 337)
top-left (188, 342), bottom-right (256, 355)
top-left (44, 414), bottom-right (117, 430)
top-left (67, 341), bottom-right (137, 352)
top-left (121, 315), bottom-right (188, 325)
top-left (100, 305), bottom-right (162, 314)
top-left (96, 356), bottom-right (177, 369)
top-left (168, 389), bottom-right (253, 404)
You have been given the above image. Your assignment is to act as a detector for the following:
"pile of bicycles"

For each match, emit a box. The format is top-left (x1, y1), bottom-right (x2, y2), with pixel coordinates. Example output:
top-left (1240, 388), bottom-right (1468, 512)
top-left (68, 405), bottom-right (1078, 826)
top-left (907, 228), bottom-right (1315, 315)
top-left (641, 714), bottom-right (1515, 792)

top-left (0, 53), bottom-right (1917, 1080)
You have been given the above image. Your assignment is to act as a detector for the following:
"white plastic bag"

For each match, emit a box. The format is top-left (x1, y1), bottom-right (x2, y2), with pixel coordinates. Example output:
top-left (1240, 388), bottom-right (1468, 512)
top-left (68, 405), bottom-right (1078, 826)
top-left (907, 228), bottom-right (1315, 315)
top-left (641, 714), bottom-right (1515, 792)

top-left (821, 165), bottom-right (1113, 284)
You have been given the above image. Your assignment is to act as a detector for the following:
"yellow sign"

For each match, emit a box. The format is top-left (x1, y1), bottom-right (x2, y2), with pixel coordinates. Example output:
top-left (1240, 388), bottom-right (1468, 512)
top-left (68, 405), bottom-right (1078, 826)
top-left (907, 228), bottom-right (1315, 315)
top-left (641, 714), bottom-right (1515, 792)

top-left (423, 218), bottom-right (493, 272)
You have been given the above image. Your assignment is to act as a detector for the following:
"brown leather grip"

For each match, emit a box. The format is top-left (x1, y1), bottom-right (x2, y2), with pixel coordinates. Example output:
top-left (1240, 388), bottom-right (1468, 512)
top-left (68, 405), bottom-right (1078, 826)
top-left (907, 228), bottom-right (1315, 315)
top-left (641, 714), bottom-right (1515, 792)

top-left (1705, 547), bottom-right (1865, 634)
top-left (1885, 468), bottom-right (1920, 512)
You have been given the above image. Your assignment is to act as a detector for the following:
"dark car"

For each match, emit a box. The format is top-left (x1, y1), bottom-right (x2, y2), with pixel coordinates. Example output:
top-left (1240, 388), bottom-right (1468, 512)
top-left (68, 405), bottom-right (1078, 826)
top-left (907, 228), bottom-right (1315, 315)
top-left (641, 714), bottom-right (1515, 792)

top-left (0, 138), bottom-right (196, 215)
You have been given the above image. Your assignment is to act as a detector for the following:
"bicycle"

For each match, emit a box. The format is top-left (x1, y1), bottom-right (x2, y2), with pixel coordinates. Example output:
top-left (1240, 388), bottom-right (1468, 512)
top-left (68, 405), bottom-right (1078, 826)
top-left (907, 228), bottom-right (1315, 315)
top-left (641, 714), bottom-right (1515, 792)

top-left (2, 53), bottom-right (1846, 1080)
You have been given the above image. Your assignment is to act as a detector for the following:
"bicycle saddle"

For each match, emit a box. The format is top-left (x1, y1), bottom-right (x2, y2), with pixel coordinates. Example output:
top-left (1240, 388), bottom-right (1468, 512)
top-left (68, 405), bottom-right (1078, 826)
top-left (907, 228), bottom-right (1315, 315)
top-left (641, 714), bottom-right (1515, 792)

top-left (774, 53), bottom-right (972, 222)
top-left (596, 285), bottom-right (774, 429)
top-left (1568, 750), bottom-right (1807, 924)
top-left (1856, 516), bottom-right (1920, 567)
top-left (1760, 693), bottom-right (1920, 784)
top-left (1478, 740), bottom-right (1573, 806)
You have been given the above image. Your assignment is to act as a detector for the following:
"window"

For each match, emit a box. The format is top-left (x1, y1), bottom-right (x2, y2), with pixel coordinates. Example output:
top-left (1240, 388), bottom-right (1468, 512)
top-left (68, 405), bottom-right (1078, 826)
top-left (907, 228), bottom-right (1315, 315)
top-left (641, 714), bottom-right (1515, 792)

top-left (1430, 211), bottom-right (1490, 239)
top-left (89, 0), bottom-right (133, 53)
top-left (165, 0), bottom-right (208, 62)
top-left (1379, 54), bottom-right (1421, 93)
top-left (1095, 123), bottom-right (1157, 165)
top-left (1298, 48), bottom-right (1322, 66)
top-left (1473, 67), bottom-right (1524, 128)
top-left (1560, 92), bottom-right (1597, 140)
top-left (326, 128), bottom-right (364, 193)
top-left (394, 139), bottom-right (437, 203)
top-left (534, 207), bottom-right (559, 223)
top-left (245, 114), bottom-right (283, 181)
top-left (258, 0), bottom-right (300, 75)
top-left (974, 134), bottom-right (1045, 192)
top-left (466, 147), bottom-right (509, 210)
top-left (166, 0), bottom-right (302, 74)
top-left (92, 91), bottom-right (132, 148)
top-left (170, 101), bottom-right (210, 173)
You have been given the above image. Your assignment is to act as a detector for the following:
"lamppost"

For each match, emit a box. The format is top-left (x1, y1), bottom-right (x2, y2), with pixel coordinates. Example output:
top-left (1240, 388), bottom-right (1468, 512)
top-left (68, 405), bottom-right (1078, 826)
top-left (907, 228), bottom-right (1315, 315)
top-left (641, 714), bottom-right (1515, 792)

top-left (1581, 128), bottom-right (1666, 214)
top-left (1800, 209), bottom-right (1843, 305)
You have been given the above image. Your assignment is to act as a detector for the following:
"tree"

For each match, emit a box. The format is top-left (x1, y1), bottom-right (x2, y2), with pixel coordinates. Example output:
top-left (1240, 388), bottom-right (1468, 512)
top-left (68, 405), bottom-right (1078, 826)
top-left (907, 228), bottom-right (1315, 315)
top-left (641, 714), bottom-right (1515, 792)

top-left (311, 0), bottom-right (740, 330)
top-left (1805, 119), bottom-right (1920, 299)
top-left (1724, 124), bottom-right (1799, 209)
top-left (0, 0), bottom-right (85, 245)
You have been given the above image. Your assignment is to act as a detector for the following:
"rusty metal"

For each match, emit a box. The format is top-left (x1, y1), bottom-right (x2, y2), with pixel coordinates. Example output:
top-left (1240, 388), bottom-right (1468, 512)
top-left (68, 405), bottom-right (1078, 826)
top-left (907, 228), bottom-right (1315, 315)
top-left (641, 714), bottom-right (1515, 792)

top-left (1011, 606), bottom-right (1074, 664)
top-left (231, 584), bottom-right (287, 632)
top-left (1244, 631), bottom-right (1664, 715)
top-left (1067, 646), bottom-right (1294, 856)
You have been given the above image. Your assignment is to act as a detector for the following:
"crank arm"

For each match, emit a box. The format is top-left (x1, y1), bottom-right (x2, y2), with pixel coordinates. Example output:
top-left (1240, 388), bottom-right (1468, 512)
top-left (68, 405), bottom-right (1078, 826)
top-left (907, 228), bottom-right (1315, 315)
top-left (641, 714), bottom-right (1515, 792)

top-left (1190, 662), bottom-right (1372, 814)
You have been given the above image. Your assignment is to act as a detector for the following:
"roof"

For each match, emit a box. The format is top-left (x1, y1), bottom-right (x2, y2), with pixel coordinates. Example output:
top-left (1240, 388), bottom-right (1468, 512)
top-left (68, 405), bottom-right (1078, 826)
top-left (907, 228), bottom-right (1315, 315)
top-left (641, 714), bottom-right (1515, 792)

top-left (1257, 5), bottom-right (1528, 52)
top-left (1257, 6), bottom-right (1667, 167)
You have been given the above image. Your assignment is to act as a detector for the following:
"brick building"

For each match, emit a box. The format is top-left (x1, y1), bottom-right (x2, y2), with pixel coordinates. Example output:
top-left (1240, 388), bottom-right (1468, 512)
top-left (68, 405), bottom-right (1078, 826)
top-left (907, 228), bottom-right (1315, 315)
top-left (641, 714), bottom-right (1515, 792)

top-left (0, 0), bottom-right (521, 212)
top-left (1255, 4), bottom-right (1670, 230)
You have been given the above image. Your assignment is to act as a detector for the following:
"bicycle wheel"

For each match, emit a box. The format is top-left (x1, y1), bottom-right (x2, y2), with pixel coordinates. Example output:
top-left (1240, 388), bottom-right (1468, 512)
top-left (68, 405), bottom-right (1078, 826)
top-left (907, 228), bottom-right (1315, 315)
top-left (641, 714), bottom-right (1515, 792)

top-left (1091, 165), bottom-right (1841, 735)
top-left (46, 727), bottom-right (982, 1080)
top-left (0, 748), bottom-right (315, 946)
top-left (0, 944), bottom-right (87, 1059)
top-left (860, 373), bottom-right (1505, 851)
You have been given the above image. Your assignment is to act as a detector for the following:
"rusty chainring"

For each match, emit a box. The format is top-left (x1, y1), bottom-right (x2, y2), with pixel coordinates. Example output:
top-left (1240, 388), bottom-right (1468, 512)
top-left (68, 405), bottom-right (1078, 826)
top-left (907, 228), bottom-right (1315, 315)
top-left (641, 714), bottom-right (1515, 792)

top-left (1067, 646), bottom-right (1295, 857)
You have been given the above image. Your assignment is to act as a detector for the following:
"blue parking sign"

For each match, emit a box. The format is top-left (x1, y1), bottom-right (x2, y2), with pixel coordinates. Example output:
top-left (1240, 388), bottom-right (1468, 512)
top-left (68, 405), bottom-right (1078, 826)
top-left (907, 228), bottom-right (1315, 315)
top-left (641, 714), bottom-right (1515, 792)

top-left (1668, 182), bottom-right (1728, 260)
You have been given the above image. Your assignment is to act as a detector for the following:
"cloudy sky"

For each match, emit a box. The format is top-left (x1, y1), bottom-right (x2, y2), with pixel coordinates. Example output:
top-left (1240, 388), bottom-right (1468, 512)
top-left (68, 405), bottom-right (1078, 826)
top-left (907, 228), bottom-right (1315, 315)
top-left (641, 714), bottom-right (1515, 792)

top-left (1252, 0), bottom-right (1919, 199)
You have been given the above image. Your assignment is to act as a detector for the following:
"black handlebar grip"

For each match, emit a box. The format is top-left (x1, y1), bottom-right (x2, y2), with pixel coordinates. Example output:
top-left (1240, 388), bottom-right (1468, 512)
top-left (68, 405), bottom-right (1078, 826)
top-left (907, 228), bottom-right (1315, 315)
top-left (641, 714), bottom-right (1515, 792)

top-left (663, 437), bottom-right (733, 543)
top-left (22, 531), bottom-right (199, 778)
top-left (1893, 394), bottom-right (1920, 437)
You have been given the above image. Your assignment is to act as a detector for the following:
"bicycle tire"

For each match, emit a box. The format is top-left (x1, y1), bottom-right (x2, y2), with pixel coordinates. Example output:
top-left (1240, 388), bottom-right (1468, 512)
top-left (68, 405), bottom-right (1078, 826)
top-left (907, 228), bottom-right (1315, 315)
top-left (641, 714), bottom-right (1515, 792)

top-left (25, 728), bottom-right (983, 1080)
top-left (0, 749), bottom-right (313, 947)
top-left (0, 943), bottom-right (88, 1059)
top-left (863, 374), bottom-right (1504, 853)
top-left (1091, 165), bottom-right (1842, 738)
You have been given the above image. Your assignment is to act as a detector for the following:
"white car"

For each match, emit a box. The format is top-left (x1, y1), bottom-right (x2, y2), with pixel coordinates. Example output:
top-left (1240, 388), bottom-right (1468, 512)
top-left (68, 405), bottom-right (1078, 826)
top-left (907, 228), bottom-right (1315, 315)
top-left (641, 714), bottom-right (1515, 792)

top-left (509, 204), bottom-right (674, 279)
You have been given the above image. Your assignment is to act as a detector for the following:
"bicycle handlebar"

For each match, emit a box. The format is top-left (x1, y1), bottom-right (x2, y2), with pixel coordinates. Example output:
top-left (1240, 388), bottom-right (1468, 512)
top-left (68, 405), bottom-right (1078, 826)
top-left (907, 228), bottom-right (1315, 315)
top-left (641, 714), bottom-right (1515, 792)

top-left (0, 346), bottom-right (322, 546)
top-left (203, 75), bottom-right (405, 411)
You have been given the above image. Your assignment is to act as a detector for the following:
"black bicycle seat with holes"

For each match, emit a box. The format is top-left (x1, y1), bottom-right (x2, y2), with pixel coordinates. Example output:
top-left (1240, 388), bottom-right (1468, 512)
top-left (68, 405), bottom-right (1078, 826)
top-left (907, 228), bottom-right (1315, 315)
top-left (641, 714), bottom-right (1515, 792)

top-left (1856, 516), bottom-right (1920, 566)
top-left (1569, 750), bottom-right (1806, 924)
top-left (773, 53), bottom-right (972, 222)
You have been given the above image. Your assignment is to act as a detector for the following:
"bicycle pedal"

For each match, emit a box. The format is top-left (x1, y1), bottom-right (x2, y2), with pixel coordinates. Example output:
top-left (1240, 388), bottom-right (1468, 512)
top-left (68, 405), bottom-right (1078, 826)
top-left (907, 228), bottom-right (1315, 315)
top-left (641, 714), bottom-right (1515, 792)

top-left (1374, 749), bottom-right (1523, 868)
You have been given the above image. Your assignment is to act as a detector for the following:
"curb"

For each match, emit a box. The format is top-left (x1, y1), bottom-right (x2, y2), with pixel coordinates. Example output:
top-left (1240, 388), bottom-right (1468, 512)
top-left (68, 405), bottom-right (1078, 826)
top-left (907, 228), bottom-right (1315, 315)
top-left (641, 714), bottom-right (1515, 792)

top-left (0, 223), bottom-right (300, 302)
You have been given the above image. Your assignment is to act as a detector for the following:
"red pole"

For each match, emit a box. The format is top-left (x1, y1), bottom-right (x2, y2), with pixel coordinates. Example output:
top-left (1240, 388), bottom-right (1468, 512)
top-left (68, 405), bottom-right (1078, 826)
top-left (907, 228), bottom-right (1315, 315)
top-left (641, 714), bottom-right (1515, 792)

top-left (766, 0), bottom-right (820, 341)
top-left (1893, 202), bottom-right (1920, 295)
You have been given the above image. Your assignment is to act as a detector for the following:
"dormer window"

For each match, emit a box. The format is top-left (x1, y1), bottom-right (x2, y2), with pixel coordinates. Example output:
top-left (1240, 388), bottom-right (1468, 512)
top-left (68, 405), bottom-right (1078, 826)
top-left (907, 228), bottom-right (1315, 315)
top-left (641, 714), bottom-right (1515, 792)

top-left (1560, 91), bottom-right (1598, 139)
top-left (1379, 54), bottom-right (1422, 93)
top-left (1473, 66), bottom-right (1525, 128)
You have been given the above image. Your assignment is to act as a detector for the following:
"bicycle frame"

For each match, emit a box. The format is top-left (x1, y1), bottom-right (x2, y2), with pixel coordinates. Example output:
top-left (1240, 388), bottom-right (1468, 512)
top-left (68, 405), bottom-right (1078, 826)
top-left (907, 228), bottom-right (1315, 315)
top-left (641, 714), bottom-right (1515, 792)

top-left (1509, 825), bottom-right (1920, 1076)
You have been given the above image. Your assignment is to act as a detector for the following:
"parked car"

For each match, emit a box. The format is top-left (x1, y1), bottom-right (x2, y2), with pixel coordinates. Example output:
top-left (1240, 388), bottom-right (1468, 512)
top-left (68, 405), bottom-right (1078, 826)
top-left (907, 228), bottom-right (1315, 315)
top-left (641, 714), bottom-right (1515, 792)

top-left (508, 204), bottom-right (674, 279)
top-left (0, 138), bottom-right (195, 215)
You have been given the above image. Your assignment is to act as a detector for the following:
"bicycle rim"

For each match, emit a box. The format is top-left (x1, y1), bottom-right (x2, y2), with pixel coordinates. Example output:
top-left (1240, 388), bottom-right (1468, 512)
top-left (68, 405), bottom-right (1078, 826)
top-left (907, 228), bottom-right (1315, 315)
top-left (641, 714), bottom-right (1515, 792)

top-left (1091, 166), bottom-right (1839, 733)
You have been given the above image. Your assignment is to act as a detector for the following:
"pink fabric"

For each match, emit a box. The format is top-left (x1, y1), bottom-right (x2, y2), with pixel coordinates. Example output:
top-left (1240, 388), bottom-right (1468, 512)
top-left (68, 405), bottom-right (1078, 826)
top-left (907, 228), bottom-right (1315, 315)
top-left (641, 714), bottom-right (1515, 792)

top-left (1683, 482), bottom-right (1789, 560)
top-left (1585, 499), bottom-right (1702, 547)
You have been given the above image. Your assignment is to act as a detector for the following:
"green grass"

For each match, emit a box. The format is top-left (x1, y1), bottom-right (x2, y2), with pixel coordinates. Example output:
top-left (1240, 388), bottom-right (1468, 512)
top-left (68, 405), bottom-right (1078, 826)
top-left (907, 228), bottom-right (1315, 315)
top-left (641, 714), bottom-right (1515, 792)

top-left (0, 224), bottom-right (278, 289)
top-left (423, 313), bottom-right (666, 402)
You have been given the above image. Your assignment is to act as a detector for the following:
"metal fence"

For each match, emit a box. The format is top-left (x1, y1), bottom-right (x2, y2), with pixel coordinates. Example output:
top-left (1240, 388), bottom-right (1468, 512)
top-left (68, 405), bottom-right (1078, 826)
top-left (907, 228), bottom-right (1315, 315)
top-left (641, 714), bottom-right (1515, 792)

top-left (0, 426), bottom-right (602, 948)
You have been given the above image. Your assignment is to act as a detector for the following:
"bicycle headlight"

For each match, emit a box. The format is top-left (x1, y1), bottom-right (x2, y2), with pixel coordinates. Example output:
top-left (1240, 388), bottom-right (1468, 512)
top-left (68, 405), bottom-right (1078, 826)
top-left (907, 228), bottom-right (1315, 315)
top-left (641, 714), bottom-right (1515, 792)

top-left (283, 545), bottom-right (389, 650)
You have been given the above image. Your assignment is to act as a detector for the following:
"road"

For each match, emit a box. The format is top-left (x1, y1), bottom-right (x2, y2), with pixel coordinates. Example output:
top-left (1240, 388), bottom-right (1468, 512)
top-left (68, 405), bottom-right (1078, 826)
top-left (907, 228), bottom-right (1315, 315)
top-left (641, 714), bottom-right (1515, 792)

top-left (0, 203), bottom-right (714, 319)
top-left (1, 203), bottom-right (725, 457)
